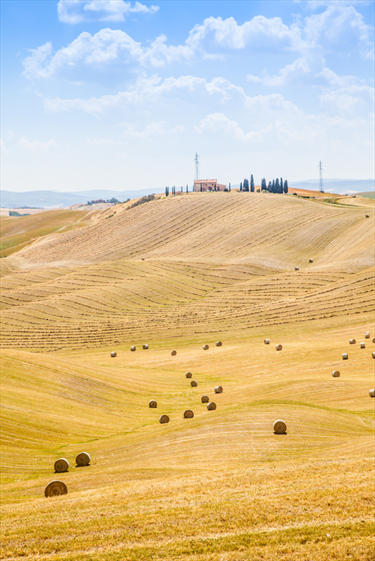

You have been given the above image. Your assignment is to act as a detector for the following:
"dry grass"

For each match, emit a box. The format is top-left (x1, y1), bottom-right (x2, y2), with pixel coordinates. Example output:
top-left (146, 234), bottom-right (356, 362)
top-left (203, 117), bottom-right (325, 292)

top-left (0, 193), bottom-right (374, 560)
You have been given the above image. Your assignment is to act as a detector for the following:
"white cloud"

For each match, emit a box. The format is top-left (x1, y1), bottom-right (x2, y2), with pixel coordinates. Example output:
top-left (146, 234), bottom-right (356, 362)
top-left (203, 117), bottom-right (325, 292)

top-left (57, 0), bottom-right (159, 24)
top-left (195, 113), bottom-right (262, 142)
top-left (41, 75), bottom-right (248, 115)
top-left (19, 137), bottom-right (57, 150)
top-left (1, 139), bottom-right (9, 155)
top-left (120, 121), bottom-right (164, 138)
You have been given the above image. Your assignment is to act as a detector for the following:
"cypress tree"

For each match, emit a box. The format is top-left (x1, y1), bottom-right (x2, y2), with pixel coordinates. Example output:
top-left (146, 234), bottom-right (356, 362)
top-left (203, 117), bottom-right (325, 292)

top-left (280, 178), bottom-right (283, 192)
top-left (284, 180), bottom-right (288, 194)
top-left (240, 182), bottom-right (243, 191)
top-left (250, 174), bottom-right (254, 192)
top-left (268, 181), bottom-right (272, 191)
top-left (275, 178), bottom-right (280, 193)
top-left (229, 182), bottom-right (231, 191)
top-left (272, 179), bottom-right (275, 193)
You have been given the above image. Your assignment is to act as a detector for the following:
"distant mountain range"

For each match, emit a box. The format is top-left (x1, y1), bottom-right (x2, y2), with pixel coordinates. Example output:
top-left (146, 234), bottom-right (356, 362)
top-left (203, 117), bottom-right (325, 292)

top-left (0, 189), bottom-right (163, 209)
top-left (1, 180), bottom-right (374, 208)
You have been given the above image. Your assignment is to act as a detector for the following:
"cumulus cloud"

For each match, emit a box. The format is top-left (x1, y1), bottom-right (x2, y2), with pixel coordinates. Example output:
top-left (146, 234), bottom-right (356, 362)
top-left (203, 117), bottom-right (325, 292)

top-left (19, 137), bottom-right (57, 150)
top-left (195, 113), bottom-right (262, 142)
top-left (57, 0), bottom-right (159, 24)
top-left (41, 75), bottom-right (248, 114)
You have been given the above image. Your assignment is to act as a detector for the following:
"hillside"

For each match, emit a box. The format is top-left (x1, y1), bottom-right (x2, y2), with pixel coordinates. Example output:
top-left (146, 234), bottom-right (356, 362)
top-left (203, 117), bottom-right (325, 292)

top-left (1, 192), bottom-right (374, 561)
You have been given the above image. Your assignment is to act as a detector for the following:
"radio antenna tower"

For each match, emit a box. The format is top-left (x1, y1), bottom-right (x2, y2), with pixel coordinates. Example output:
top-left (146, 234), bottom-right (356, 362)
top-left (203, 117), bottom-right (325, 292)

top-left (319, 160), bottom-right (324, 193)
top-left (194, 152), bottom-right (200, 181)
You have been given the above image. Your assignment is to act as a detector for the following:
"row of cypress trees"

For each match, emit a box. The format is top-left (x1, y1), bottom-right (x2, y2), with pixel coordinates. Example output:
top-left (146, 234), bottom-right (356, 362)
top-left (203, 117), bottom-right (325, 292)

top-left (261, 178), bottom-right (288, 193)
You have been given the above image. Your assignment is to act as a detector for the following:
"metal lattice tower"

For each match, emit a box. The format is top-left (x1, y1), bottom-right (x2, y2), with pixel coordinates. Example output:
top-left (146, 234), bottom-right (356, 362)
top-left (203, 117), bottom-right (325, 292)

top-left (319, 160), bottom-right (324, 193)
top-left (194, 153), bottom-right (200, 181)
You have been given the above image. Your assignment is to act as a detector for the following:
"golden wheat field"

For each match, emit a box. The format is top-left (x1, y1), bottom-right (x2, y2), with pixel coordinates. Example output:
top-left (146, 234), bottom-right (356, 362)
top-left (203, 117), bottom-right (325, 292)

top-left (1, 191), bottom-right (374, 561)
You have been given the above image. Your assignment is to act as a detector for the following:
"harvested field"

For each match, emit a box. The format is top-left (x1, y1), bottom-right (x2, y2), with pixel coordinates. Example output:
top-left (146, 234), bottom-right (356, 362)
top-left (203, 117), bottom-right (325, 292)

top-left (0, 192), bottom-right (374, 560)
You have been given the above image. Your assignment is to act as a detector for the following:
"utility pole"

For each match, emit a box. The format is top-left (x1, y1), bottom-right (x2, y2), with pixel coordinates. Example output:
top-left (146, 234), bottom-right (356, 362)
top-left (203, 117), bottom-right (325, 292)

top-left (319, 160), bottom-right (324, 193)
top-left (194, 153), bottom-right (200, 181)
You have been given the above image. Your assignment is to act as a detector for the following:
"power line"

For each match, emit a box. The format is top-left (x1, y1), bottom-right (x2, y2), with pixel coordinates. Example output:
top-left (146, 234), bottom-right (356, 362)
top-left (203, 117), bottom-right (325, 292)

top-left (194, 152), bottom-right (200, 181)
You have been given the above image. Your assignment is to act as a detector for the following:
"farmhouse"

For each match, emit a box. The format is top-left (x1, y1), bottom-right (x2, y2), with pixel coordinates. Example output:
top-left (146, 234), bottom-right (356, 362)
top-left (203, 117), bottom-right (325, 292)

top-left (193, 179), bottom-right (226, 192)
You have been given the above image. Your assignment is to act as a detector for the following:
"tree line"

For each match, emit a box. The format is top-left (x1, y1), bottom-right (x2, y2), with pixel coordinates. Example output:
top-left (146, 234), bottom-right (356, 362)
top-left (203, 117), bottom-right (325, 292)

top-left (260, 178), bottom-right (288, 194)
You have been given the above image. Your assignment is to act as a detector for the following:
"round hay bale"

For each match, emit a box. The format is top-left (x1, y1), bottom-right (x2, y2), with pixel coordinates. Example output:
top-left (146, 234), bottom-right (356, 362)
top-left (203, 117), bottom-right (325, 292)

top-left (349, 339), bottom-right (356, 344)
top-left (365, 214), bottom-right (369, 218)
top-left (54, 458), bottom-right (69, 473)
top-left (159, 414), bottom-right (169, 424)
top-left (201, 395), bottom-right (209, 403)
top-left (372, 338), bottom-right (375, 343)
top-left (185, 371), bottom-right (192, 378)
top-left (273, 420), bottom-right (287, 434)
top-left (276, 344), bottom-right (283, 351)
top-left (184, 410), bottom-right (194, 418)
top-left (216, 341), bottom-right (222, 347)
top-left (214, 385), bottom-right (223, 394)
top-left (264, 339), bottom-right (270, 345)
top-left (203, 344), bottom-right (209, 350)
top-left (45, 480), bottom-right (68, 498)
top-left (360, 342), bottom-right (365, 348)
top-left (295, 267), bottom-right (299, 271)
top-left (365, 332), bottom-right (370, 339)
top-left (372, 352), bottom-right (375, 359)
top-left (171, 350), bottom-right (177, 356)
top-left (142, 257), bottom-right (145, 260)
top-left (130, 346), bottom-right (136, 352)
top-left (191, 380), bottom-right (198, 387)
top-left (309, 258), bottom-right (313, 263)
top-left (143, 344), bottom-right (149, 349)
top-left (149, 400), bottom-right (157, 408)
top-left (207, 402), bottom-right (216, 410)
top-left (110, 351), bottom-right (117, 357)
top-left (369, 389), bottom-right (375, 397)
top-left (342, 353), bottom-right (348, 360)
top-left (76, 452), bottom-right (91, 467)
top-left (332, 370), bottom-right (340, 377)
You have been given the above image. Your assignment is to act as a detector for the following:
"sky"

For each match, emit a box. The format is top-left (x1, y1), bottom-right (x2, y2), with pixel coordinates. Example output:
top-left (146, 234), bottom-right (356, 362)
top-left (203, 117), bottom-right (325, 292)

top-left (1, 0), bottom-right (374, 193)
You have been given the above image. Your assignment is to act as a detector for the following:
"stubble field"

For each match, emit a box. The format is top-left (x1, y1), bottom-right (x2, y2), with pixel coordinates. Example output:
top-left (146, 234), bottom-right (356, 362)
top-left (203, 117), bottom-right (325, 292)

top-left (1, 192), bottom-right (374, 560)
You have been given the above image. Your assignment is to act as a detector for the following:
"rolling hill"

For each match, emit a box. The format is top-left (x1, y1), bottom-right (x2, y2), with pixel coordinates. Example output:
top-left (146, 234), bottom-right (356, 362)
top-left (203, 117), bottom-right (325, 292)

top-left (1, 191), bottom-right (374, 561)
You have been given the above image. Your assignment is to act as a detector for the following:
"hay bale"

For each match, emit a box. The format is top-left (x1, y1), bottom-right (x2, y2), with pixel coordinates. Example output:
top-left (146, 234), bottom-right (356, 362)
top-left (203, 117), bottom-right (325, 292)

top-left (203, 344), bottom-right (209, 350)
top-left (130, 346), bottom-right (136, 352)
top-left (185, 371), bottom-right (192, 378)
top-left (143, 344), bottom-right (149, 349)
top-left (214, 385), bottom-right (223, 394)
top-left (372, 352), bottom-right (375, 359)
top-left (295, 267), bottom-right (299, 271)
top-left (149, 400), bottom-right (157, 408)
top-left (309, 258), bottom-right (313, 263)
top-left (201, 395), bottom-right (209, 403)
top-left (276, 344), bottom-right (283, 351)
top-left (365, 332), bottom-right (370, 339)
top-left (365, 214), bottom-right (369, 218)
top-left (273, 420), bottom-right (287, 434)
top-left (45, 480), bottom-right (68, 498)
top-left (332, 370), bottom-right (340, 377)
top-left (184, 410), bottom-right (194, 418)
top-left (54, 458), bottom-right (69, 473)
top-left (360, 342), bottom-right (365, 348)
top-left (369, 389), bottom-right (375, 397)
top-left (342, 353), bottom-right (348, 360)
top-left (142, 257), bottom-right (145, 260)
top-left (76, 452), bottom-right (91, 467)
top-left (191, 380), bottom-right (198, 387)
top-left (171, 350), bottom-right (177, 356)
top-left (264, 339), bottom-right (270, 344)
top-left (349, 339), bottom-right (356, 344)
top-left (110, 351), bottom-right (117, 357)
top-left (372, 338), bottom-right (375, 344)
top-left (207, 402), bottom-right (216, 410)
top-left (216, 341), bottom-right (222, 347)
top-left (159, 414), bottom-right (169, 424)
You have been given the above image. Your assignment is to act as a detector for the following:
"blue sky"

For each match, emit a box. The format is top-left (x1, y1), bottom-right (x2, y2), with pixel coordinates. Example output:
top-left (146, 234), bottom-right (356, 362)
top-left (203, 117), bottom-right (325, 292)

top-left (1, 0), bottom-right (374, 192)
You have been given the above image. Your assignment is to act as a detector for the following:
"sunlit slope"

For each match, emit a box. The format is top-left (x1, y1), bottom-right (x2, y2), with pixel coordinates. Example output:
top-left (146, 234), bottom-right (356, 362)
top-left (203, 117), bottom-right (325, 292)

top-left (13, 193), bottom-right (374, 270)
top-left (1, 317), bottom-right (374, 489)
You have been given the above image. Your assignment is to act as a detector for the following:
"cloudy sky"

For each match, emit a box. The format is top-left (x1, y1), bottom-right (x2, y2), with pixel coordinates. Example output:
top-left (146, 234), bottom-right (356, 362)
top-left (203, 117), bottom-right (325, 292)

top-left (1, 0), bottom-right (374, 192)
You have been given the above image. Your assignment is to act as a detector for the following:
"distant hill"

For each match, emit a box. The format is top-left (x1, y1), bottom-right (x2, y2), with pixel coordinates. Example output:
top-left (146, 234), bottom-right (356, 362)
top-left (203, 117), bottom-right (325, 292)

top-left (357, 191), bottom-right (375, 199)
top-left (289, 179), bottom-right (374, 194)
top-left (0, 188), bottom-right (163, 209)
